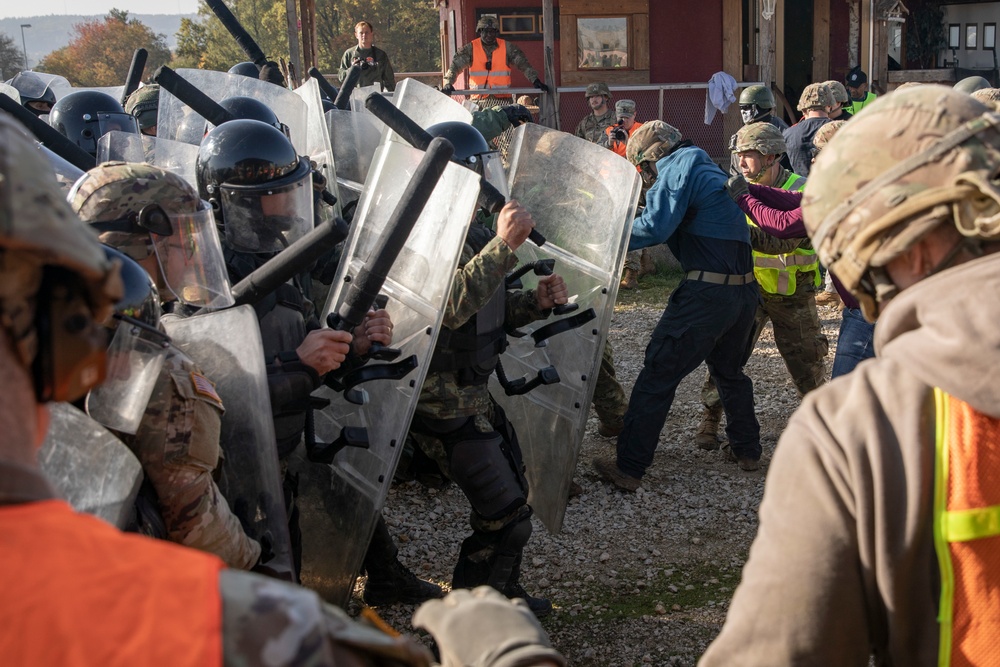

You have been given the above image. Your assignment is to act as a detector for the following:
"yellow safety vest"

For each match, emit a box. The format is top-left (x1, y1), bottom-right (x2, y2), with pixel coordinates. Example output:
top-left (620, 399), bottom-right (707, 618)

top-left (932, 388), bottom-right (1000, 667)
top-left (748, 172), bottom-right (820, 296)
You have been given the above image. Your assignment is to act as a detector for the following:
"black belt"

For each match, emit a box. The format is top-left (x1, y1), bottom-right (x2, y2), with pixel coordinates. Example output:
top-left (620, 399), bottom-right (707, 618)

top-left (685, 270), bottom-right (756, 285)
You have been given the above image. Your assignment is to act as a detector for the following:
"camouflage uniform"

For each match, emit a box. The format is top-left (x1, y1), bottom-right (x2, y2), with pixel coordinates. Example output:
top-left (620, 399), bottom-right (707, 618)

top-left (70, 162), bottom-right (261, 569)
top-left (575, 108), bottom-right (616, 144)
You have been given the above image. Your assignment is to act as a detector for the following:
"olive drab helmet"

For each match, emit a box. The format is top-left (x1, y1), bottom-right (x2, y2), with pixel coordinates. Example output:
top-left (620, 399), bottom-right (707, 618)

top-left (803, 86), bottom-right (1000, 322)
top-left (733, 122), bottom-right (786, 157)
top-left (739, 84), bottom-right (776, 124)
top-left (425, 120), bottom-right (507, 195)
top-left (0, 113), bottom-right (121, 402)
top-left (954, 75), bottom-right (992, 95)
top-left (70, 162), bottom-right (234, 309)
top-left (797, 83), bottom-right (835, 112)
top-left (585, 82), bottom-right (611, 99)
top-left (49, 90), bottom-right (140, 158)
top-left (196, 119), bottom-right (314, 254)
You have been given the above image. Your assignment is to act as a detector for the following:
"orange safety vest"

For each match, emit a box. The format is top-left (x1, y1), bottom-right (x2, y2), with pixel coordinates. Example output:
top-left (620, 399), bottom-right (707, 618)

top-left (932, 388), bottom-right (1000, 667)
top-left (0, 500), bottom-right (225, 667)
top-left (605, 121), bottom-right (643, 158)
top-left (470, 38), bottom-right (511, 95)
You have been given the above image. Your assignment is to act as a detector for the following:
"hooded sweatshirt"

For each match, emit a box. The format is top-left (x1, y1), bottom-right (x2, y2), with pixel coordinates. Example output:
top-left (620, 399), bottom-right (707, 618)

top-left (700, 252), bottom-right (1000, 666)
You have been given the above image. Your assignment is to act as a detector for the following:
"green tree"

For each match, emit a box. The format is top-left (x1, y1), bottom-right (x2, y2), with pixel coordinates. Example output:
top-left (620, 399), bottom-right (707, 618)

top-left (173, 0), bottom-right (288, 72)
top-left (37, 10), bottom-right (172, 87)
top-left (0, 32), bottom-right (25, 80)
top-left (905, 1), bottom-right (946, 69)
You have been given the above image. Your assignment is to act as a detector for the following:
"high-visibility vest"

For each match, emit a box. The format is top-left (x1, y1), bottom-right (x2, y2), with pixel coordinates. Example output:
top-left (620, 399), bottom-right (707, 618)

top-left (748, 171), bottom-right (820, 295)
top-left (844, 91), bottom-right (877, 116)
top-left (0, 499), bottom-right (224, 667)
top-left (605, 121), bottom-right (643, 158)
top-left (932, 388), bottom-right (1000, 667)
top-left (470, 38), bottom-right (511, 95)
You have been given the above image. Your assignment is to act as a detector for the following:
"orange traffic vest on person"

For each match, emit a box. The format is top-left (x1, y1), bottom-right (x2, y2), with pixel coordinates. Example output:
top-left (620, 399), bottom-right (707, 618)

top-left (606, 121), bottom-right (643, 158)
top-left (470, 38), bottom-right (511, 95)
top-left (0, 499), bottom-right (225, 667)
top-left (932, 389), bottom-right (1000, 667)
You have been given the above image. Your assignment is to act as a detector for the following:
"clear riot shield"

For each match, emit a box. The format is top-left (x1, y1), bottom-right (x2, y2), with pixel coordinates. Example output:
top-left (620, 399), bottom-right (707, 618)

top-left (97, 130), bottom-right (200, 187)
top-left (347, 83), bottom-right (387, 113)
top-left (156, 69), bottom-right (308, 153)
top-left (36, 144), bottom-right (85, 195)
top-left (0, 82), bottom-right (19, 103)
top-left (326, 108), bottom-right (383, 210)
top-left (38, 402), bottom-right (143, 528)
top-left (294, 78), bottom-right (340, 218)
top-left (19, 72), bottom-right (73, 100)
top-left (162, 306), bottom-right (294, 580)
top-left (495, 123), bottom-right (642, 533)
top-left (385, 78), bottom-right (472, 144)
top-left (300, 140), bottom-right (479, 606)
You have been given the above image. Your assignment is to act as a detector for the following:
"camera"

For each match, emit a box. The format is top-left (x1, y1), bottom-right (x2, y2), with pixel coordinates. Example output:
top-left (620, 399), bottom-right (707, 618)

top-left (352, 56), bottom-right (375, 70)
top-left (611, 121), bottom-right (629, 144)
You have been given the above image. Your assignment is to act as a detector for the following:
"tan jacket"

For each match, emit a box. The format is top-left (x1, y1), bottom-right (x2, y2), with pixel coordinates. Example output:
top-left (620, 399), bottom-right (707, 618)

top-left (701, 252), bottom-right (1000, 666)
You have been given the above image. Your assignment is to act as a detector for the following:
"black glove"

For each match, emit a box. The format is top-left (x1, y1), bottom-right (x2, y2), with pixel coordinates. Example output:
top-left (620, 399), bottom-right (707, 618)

top-left (726, 174), bottom-right (750, 200)
top-left (500, 104), bottom-right (533, 126)
top-left (533, 78), bottom-right (549, 93)
top-left (441, 83), bottom-right (455, 96)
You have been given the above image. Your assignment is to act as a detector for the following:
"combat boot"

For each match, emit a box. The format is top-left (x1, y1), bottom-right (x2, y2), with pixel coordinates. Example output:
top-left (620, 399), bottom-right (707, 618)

top-left (363, 557), bottom-right (444, 606)
top-left (502, 555), bottom-right (552, 617)
top-left (620, 268), bottom-right (639, 290)
top-left (639, 251), bottom-right (656, 278)
top-left (695, 404), bottom-right (723, 451)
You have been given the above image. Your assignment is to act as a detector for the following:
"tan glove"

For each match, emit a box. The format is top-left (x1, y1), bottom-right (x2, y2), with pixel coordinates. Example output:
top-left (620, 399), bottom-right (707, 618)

top-left (412, 586), bottom-right (566, 667)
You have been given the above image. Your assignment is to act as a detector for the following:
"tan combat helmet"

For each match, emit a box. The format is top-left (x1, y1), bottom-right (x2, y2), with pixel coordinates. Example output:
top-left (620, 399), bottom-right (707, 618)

top-left (0, 113), bottom-right (120, 398)
top-left (476, 15), bottom-right (499, 32)
top-left (823, 80), bottom-right (850, 105)
top-left (971, 87), bottom-right (1000, 112)
top-left (625, 120), bottom-right (683, 166)
top-left (811, 120), bottom-right (846, 153)
top-left (733, 122), bottom-right (786, 157)
top-left (803, 85), bottom-right (1000, 321)
top-left (797, 83), bottom-right (834, 112)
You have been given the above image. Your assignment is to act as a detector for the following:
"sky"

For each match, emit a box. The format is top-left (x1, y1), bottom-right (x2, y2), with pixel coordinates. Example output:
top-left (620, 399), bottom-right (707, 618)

top-left (0, 1), bottom-right (200, 19)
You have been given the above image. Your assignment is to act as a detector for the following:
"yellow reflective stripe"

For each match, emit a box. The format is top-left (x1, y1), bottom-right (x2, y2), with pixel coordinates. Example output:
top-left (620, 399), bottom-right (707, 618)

top-left (933, 387), bottom-right (955, 667)
top-left (942, 505), bottom-right (1000, 542)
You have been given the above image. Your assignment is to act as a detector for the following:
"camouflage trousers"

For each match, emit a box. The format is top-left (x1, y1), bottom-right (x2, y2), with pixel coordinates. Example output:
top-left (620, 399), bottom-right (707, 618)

top-left (592, 339), bottom-right (628, 424)
top-left (702, 289), bottom-right (828, 408)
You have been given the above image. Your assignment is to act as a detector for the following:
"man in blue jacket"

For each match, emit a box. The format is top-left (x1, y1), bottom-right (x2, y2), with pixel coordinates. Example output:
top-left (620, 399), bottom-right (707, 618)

top-left (593, 121), bottom-right (762, 488)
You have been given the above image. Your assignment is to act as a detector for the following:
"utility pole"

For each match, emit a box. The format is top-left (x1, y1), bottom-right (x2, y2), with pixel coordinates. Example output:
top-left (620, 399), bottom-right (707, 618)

top-left (20, 24), bottom-right (31, 71)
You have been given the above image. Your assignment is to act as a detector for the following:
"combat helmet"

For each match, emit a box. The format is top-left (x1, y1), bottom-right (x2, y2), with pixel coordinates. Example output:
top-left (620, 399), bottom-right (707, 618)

top-left (733, 122), bottom-right (786, 156)
top-left (954, 75), bottom-right (991, 95)
top-left (585, 82), bottom-right (611, 99)
top-left (9, 71), bottom-right (57, 116)
top-left (49, 90), bottom-right (139, 157)
top-left (823, 80), bottom-right (850, 105)
top-left (803, 85), bottom-right (1000, 321)
top-left (739, 84), bottom-right (775, 124)
top-left (625, 120), bottom-right (683, 166)
top-left (124, 84), bottom-right (160, 133)
top-left (797, 83), bottom-right (834, 112)
top-left (426, 121), bottom-right (506, 195)
top-left (476, 15), bottom-right (499, 32)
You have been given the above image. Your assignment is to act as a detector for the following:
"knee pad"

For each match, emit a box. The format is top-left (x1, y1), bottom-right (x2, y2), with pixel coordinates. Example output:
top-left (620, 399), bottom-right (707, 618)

top-left (447, 428), bottom-right (527, 522)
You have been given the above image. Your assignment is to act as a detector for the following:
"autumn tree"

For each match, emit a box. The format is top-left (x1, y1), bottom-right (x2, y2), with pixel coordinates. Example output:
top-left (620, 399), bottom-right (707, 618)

top-left (172, 0), bottom-right (288, 72)
top-left (37, 10), bottom-right (172, 87)
top-left (0, 32), bottom-right (26, 80)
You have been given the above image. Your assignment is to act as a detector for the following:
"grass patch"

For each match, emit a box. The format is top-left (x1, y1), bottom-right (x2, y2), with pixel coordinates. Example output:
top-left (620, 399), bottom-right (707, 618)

top-left (554, 560), bottom-right (742, 623)
top-left (613, 268), bottom-right (684, 309)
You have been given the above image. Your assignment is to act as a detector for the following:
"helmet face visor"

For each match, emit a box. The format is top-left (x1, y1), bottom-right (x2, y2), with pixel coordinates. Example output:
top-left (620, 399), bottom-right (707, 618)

top-left (95, 112), bottom-right (140, 137)
top-left (479, 150), bottom-right (509, 198)
top-left (218, 161), bottom-right (314, 254)
top-left (151, 204), bottom-right (234, 309)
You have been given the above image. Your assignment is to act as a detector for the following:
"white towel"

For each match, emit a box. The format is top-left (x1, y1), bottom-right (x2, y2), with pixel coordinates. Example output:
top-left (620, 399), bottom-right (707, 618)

top-left (705, 71), bottom-right (738, 124)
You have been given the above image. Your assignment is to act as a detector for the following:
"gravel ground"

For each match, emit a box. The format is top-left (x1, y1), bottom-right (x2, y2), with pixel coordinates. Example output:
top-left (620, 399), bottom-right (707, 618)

top-left (353, 292), bottom-right (844, 667)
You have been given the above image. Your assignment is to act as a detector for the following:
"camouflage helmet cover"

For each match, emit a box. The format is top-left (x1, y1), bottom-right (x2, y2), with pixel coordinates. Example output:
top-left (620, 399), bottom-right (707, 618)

top-left (739, 84), bottom-right (775, 110)
top-left (124, 84), bottom-right (160, 130)
top-left (733, 122), bottom-right (786, 156)
top-left (71, 162), bottom-right (202, 227)
top-left (626, 120), bottom-right (683, 166)
top-left (824, 80), bottom-right (850, 104)
top-left (797, 83), bottom-right (834, 111)
top-left (585, 82), bottom-right (611, 99)
top-left (0, 113), bottom-right (120, 368)
top-left (812, 119), bottom-right (846, 152)
top-left (803, 86), bottom-right (1000, 319)
top-left (476, 15), bottom-right (499, 32)
top-left (971, 87), bottom-right (1000, 111)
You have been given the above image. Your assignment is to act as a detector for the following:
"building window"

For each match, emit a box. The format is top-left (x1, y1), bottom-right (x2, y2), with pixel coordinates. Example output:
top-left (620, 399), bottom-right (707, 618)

top-left (576, 17), bottom-right (629, 69)
top-left (966, 24), bottom-right (977, 50)
top-left (476, 8), bottom-right (557, 42)
top-left (984, 23), bottom-right (996, 50)
top-left (949, 24), bottom-right (961, 50)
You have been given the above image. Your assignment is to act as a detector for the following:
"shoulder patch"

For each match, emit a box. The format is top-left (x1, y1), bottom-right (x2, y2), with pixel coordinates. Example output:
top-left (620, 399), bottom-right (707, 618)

top-left (190, 372), bottom-right (224, 408)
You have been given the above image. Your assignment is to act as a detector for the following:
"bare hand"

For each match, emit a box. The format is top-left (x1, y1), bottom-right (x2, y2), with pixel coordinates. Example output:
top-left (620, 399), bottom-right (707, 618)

top-left (296, 328), bottom-right (353, 375)
top-left (536, 274), bottom-right (568, 310)
top-left (351, 309), bottom-right (393, 356)
top-left (496, 199), bottom-right (535, 251)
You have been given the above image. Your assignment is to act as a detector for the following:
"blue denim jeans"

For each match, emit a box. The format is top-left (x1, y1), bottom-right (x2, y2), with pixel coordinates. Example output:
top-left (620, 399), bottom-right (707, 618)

top-left (831, 307), bottom-right (876, 379)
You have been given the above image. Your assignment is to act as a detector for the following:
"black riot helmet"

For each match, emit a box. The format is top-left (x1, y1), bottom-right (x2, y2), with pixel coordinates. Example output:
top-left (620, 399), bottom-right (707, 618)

top-left (228, 61), bottom-right (261, 78)
top-left (10, 71), bottom-right (57, 116)
top-left (49, 90), bottom-right (139, 157)
top-left (102, 245), bottom-right (161, 330)
top-left (218, 96), bottom-right (289, 137)
top-left (425, 121), bottom-right (507, 194)
top-left (196, 119), bottom-right (314, 254)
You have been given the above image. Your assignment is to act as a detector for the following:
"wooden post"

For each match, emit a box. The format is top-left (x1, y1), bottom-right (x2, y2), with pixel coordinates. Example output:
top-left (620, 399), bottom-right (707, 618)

top-left (813, 0), bottom-right (831, 83)
top-left (760, 13), bottom-right (776, 90)
top-left (722, 0), bottom-right (743, 149)
top-left (300, 0), bottom-right (317, 75)
top-left (541, 0), bottom-right (559, 129)
top-left (285, 0), bottom-right (301, 82)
